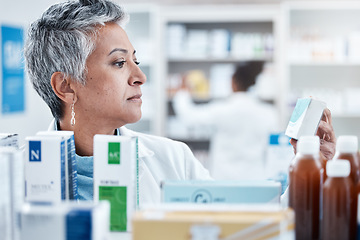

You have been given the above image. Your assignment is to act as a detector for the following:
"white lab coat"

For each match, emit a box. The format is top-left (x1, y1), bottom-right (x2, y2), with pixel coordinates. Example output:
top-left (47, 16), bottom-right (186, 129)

top-left (48, 119), bottom-right (212, 206)
top-left (173, 90), bottom-right (278, 181)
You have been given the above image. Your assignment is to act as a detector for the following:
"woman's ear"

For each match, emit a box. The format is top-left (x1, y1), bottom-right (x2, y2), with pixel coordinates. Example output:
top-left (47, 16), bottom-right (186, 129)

top-left (51, 72), bottom-right (75, 104)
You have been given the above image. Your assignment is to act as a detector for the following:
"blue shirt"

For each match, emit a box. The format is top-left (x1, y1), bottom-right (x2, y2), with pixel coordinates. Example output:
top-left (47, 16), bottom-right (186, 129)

top-left (55, 121), bottom-right (121, 201)
top-left (75, 154), bottom-right (94, 200)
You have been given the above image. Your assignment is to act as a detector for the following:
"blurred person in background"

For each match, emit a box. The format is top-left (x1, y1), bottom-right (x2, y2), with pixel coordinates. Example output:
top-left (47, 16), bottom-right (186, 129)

top-left (173, 61), bottom-right (280, 180)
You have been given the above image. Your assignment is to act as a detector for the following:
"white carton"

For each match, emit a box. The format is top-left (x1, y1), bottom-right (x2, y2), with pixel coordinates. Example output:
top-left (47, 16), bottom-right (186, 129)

top-left (25, 135), bottom-right (66, 203)
top-left (0, 147), bottom-right (24, 240)
top-left (285, 98), bottom-right (326, 140)
top-left (36, 131), bottom-right (78, 200)
top-left (20, 201), bottom-right (110, 240)
top-left (161, 180), bottom-right (282, 204)
top-left (0, 133), bottom-right (19, 148)
top-left (93, 135), bottom-right (138, 232)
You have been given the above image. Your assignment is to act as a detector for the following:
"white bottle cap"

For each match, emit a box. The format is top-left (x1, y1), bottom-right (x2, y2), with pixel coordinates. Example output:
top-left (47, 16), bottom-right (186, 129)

top-left (298, 136), bottom-right (320, 154)
top-left (337, 135), bottom-right (358, 153)
top-left (326, 159), bottom-right (350, 177)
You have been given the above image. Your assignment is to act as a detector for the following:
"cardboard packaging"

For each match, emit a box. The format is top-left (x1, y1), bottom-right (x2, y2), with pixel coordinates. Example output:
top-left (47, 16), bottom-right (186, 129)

top-left (285, 98), bottom-right (326, 140)
top-left (20, 201), bottom-right (110, 240)
top-left (0, 147), bottom-right (24, 240)
top-left (0, 133), bottom-right (19, 148)
top-left (132, 204), bottom-right (295, 240)
top-left (93, 135), bottom-right (139, 232)
top-left (36, 131), bottom-right (78, 200)
top-left (161, 180), bottom-right (281, 204)
top-left (25, 135), bottom-right (66, 203)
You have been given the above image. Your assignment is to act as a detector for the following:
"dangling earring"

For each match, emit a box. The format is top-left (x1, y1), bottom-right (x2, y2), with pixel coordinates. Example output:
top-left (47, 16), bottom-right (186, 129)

top-left (70, 99), bottom-right (76, 126)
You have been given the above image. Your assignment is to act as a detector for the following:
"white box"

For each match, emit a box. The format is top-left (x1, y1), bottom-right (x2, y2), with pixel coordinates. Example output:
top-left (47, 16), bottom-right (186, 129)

top-left (161, 180), bottom-right (281, 204)
top-left (93, 135), bottom-right (139, 232)
top-left (0, 147), bottom-right (24, 240)
top-left (36, 131), bottom-right (78, 200)
top-left (285, 98), bottom-right (326, 140)
top-left (0, 133), bottom-right (19, 148)
top-left (25, 135), bottom-right (66, 203)
top-left (20, 201), bottom-right (110, 240)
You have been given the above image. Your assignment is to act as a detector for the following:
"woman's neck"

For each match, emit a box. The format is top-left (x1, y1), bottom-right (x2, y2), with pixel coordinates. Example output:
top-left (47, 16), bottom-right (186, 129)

top-left (58, 119), bottom-right (117, 157)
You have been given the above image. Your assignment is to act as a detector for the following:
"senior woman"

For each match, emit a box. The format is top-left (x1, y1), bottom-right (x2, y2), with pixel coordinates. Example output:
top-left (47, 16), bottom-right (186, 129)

top-left (24, 0), bottom-right (212, 203)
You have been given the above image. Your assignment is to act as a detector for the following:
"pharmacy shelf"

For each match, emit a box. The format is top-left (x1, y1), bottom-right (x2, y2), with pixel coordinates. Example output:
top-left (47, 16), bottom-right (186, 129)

top-left (280, 1), bottom-right (360, 139)
top-left (168, 56), bottom-right (274, 63)
top-left (289, 61), bottom-right (360, 66)
top-left (160, 4), bottom-right (282, 142)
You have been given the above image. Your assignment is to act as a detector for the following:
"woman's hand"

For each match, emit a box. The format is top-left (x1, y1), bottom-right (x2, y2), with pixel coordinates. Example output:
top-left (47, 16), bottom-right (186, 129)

top-left (290, 108), bottom-right (336, 160)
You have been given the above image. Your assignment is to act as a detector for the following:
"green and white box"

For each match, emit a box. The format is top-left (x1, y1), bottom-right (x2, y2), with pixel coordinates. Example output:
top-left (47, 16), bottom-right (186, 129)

top-left (25, 135), bottom-right (66, 203)
top-left (161, 180), bottom-right (282, 204)
top-left (285, 98), bottom-right (326, 140)
top-left (0, 147), bottom-right (24, 240)
top-left (93, 135), bottom-right (139, 232)
top-left (36, 131), bottom-right (78, 201)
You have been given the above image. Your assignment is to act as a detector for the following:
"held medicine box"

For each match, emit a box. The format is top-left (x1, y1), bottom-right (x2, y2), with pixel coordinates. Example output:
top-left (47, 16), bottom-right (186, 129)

top-left (132, 204), bottom-right (295, 240)
top-left (161, 180), bottom-right (281, 204)
top-left (285, 98), bottom-right (326, 140)
top-left (93, 134), bottom-right (139, 232)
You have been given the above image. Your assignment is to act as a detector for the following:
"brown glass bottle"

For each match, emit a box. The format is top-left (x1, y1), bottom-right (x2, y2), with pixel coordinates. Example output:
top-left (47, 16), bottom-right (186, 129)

top-left (289, 136), bottom-right (323, 240)
top-left (335, 136), bottom-right (360, 185)
top-left (333, 136), bottom-right (360, 239)
top-left (322, 160), bottom-right (356, 240)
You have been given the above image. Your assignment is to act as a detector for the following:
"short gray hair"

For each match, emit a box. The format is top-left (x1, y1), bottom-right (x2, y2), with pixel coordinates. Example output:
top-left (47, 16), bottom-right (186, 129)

top-left (24, 0), bottom-right (128, 120)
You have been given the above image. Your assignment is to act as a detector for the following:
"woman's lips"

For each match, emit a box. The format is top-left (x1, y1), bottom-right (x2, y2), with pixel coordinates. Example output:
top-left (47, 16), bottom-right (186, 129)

top-left (127, 94), bottom-right (142, 102)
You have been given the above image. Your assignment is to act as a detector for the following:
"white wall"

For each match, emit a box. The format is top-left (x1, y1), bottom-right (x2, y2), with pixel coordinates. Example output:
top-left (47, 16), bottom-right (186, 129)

top-left (0, 0), bottom-right (60, 146)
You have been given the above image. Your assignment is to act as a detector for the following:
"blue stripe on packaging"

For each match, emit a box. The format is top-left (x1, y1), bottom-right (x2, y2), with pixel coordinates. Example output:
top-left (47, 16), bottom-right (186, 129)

top-left (61, 141), bottom-right (66, 200)
top-left (66, 209), bottom-right (92, 240)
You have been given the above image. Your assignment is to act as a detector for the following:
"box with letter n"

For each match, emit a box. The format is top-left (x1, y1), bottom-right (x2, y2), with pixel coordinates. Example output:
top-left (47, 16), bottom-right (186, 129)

top-left (93, 134), bottom-right (139, 232)
top-left (25, 135), bottom-right (66, 203)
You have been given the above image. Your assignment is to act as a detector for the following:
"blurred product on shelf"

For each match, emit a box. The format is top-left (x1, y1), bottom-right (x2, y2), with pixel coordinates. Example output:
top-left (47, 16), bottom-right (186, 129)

top-left (132, 204), bottom-right (294, 240)
top-left (161, 180), bottom-right (281, 204)
top-left (0, 133), bottom-right (19, 148)
top-left (288, 27), bottom-right (360, 62)
top-left (167, 24), bottom-right (274, 59)
top-left (19, 201), bottom-right (110, 240)
top-left (0, 147), bottom-right (24, 240)
top-left (265, 133), bottom-right (293, 194)
top-left (184, 70), bottom-right (210, 100)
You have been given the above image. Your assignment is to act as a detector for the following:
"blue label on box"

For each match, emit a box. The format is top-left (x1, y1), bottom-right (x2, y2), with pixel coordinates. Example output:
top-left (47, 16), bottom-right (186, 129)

top-left (290, 98), bottom-right (311, 123)
top-left (29, 141), bottom-right (41, 162)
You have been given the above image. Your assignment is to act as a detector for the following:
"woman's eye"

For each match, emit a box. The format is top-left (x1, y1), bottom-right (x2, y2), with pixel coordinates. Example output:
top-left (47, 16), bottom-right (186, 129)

top-left (134, 60), bottom-right (140, 65)
top-left (115, 61), bottom-right (126, 68)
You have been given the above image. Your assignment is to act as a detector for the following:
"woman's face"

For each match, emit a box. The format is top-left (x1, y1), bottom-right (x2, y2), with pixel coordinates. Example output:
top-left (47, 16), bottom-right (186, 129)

top-left (75, 23), bottom-right (146, 128)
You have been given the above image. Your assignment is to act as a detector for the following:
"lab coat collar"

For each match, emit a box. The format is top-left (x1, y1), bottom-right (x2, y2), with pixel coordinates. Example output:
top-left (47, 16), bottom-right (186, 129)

top-left (119, 126), bottom-right (154, 158)
top-left (48, 119), bottom-right (154, 158)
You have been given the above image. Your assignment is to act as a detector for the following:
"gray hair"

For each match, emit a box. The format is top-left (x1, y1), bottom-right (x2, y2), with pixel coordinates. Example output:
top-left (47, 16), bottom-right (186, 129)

top-left (24, 0), bottom-right (128, 120)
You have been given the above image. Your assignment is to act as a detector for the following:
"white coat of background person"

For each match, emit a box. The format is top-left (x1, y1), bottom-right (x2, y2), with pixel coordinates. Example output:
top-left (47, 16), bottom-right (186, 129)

top-left (173, 61), bottom-right (279, 180)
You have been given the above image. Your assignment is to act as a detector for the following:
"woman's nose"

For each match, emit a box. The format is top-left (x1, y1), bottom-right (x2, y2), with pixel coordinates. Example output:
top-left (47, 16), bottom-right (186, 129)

top-left (129, 64), bottom-right (147, 86)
